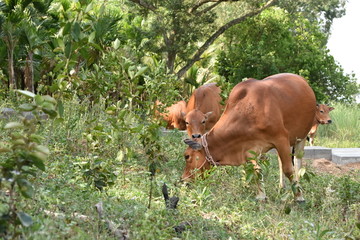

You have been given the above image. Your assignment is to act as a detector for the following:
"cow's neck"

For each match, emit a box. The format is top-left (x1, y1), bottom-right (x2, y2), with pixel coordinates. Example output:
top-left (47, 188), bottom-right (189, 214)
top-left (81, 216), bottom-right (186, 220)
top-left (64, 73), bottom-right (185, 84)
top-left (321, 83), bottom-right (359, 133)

top-left (206, 127), bottom-right (272, 166)
top-left (206, 130), bottom-right (247, 166)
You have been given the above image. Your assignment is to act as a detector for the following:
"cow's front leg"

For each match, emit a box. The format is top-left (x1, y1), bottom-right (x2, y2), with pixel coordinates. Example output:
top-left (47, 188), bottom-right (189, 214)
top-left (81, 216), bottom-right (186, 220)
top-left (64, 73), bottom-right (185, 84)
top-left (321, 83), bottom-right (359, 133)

top-left (275, 137), bottom-right (305, 202)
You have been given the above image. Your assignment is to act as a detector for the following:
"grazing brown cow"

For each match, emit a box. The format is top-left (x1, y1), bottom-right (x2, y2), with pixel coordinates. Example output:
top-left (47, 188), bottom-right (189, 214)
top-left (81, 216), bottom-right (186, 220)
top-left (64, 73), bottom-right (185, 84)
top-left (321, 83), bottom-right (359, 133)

top-left (157, 100), bottom-right (187, 130)
top-left (308, 104), bottom-right (334, 146)
top-left (184, 83), bottom-right (222, 139)
top-left (182, 73), bottom-right (316, 202)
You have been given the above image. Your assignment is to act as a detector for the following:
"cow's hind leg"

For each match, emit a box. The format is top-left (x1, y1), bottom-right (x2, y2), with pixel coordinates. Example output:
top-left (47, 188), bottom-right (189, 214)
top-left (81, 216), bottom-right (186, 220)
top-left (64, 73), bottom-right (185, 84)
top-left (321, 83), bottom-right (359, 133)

top-left (293, 138), bottom-right (306, 202)
top-left (278, 153), bottom-right (288, 189)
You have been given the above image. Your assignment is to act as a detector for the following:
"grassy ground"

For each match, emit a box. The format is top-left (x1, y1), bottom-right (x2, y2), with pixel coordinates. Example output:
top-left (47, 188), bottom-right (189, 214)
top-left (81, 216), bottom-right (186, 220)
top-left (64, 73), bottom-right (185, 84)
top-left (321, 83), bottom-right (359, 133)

top-left (0, 100), bottom-right (359, 239)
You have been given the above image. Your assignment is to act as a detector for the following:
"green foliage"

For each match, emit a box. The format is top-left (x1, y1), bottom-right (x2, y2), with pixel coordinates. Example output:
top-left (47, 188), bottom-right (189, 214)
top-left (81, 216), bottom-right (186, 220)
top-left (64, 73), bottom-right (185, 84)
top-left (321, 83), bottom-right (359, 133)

top-left (128, 0), bottom-right (217, 71)
top-left (243, 151), bottom-right (270, 186)
top-left (216, 8), bottom-right (359, 103)
top-left (0, 90), bottom-right (58, 238)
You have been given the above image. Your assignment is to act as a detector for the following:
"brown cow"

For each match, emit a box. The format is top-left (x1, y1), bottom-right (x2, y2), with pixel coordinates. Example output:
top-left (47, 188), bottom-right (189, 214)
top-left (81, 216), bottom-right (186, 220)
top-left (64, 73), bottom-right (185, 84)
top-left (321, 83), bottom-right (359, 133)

top-left (183, 83), bottom-right (222, 139)
top-left (157, 100), bottom-right (187, 130)
top-left (181, 73), bottom-right (316, 202)
top-left (308, 104), bottom-right (334, 146)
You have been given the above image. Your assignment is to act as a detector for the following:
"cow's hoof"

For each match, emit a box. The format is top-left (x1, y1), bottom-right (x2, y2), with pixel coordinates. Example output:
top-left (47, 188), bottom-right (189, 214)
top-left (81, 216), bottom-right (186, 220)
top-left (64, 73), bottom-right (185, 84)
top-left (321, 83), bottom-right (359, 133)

top-left (295, 197), bottom-right (306, 204)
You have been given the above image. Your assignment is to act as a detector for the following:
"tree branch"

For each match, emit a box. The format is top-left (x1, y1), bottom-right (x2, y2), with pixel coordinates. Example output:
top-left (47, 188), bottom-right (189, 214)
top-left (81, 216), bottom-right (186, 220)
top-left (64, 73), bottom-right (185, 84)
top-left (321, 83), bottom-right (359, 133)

top-left (177, 0), bottom-right (277, 78)
top-left (194, 2), bottom-right (221, 16)
top-left (128, 0), bottom-right (157, 12)
top-left (190, 0), bottom-right (241, 14)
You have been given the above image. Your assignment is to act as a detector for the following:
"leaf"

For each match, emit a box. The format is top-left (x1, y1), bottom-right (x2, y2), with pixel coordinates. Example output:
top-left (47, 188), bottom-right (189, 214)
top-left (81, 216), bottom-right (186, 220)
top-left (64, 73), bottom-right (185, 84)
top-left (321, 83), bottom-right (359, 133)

top-left (303, 172), bottom-right (311, 182)
top-left (284, 206), bottom-right (291, 214)
top-left (56, 101), bottom-right (63, 116)
top-left (17, 179), bottom-right (34, 198)
top-left (72, 22), bottom-right (81, 41)
top-left (298, 168), bottom-right (306, 178)
top-left (85, 2), bottom-right (93, 13)
top-left (28, 152), bottom-right (47, 171)
top-left (117, 150), bottom-right (124, 162)
top-left (12, 139), bottom-right (26, 146)
top-left (99, 4), bottom-right (105, 15)
top-left (29, 134), bottom-right (44, 143)
top-left (42, 108), bottom-right (57, 119)
top-left (54, 117), bottom-right (64, 125)
top-left (34, 145), bottom-right (50, 155)
top-left (63, 22), bottom-right (72, 36)
top-left (34, 95), bottom-right (44, 105)
top-left (16, 90), bottom-right (35, 98)
top-left (318, 229), bottom-right (332, 238)
top-left (17, 212), bottom-right (33, 227)
top-left (128, 69), bottom-right (134, 79)
top-left (42, 95), bottom-right (57, 104)
top-left (356, 222), bottom-right (360, 230)
top-left (88, 31), bottom-right (96, 43)
top-left (113, 38), bottom-right (120, 50)
top-left (65, 42), bottom-right (72, 58)
top-left (134, 66), bottom-right (148, 78)
top-left (4, 122), bottom-right (23, 129)
top-left (19, 103), bottom-right (36, 112)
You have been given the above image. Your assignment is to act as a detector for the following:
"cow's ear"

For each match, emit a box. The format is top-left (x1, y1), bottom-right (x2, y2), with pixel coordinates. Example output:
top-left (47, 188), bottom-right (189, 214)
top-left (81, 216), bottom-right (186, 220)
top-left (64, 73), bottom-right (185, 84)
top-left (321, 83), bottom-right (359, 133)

top-left (205, 111), bottom-right (213, 119)
top-left (329, 107), bottom-right (334, 111)
top-left (184, 139), bottom-right (203, 150)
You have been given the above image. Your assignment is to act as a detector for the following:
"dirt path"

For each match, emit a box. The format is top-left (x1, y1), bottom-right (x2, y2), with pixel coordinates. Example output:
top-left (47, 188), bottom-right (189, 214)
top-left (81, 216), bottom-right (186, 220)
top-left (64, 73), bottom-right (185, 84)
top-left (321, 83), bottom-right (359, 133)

top-left (306, 158), bottom-right (360, 176)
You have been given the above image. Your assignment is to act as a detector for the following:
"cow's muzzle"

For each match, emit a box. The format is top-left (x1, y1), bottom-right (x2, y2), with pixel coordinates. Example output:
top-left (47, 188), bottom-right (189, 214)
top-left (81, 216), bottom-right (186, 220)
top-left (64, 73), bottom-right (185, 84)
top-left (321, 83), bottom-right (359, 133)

top-left (191, 133), bottom-right (202, 139)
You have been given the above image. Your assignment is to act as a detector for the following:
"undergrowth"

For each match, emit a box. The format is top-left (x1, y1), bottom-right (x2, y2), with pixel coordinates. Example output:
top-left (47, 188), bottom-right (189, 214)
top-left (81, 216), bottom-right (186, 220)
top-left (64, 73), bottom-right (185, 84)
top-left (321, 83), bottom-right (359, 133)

top-left (0, 100), bottom-right (359, 239)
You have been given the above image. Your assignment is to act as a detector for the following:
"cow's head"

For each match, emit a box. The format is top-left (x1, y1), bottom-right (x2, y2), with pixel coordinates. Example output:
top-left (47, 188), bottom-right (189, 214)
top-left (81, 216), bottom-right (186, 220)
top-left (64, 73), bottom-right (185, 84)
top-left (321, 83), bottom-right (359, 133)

top-left (316, 104), bottom-right (334, 124)
top-left (183, 109), bottom-right (212, 139)
top-left (181, 138), bottom-right (210, 181)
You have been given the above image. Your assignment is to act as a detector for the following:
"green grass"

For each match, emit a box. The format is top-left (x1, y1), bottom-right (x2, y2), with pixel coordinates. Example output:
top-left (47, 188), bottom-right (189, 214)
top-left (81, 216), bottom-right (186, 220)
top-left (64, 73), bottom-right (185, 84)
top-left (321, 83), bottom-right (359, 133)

top-left (1, 101), bottom-right (360, 239)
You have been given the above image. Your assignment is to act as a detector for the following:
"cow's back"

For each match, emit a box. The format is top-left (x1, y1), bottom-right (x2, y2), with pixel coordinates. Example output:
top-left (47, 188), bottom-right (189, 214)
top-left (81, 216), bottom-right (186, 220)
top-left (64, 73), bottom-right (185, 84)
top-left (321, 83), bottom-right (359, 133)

top-left (167, 100), bottom-right (187, 130)
top-left (219, 73), bottom-right (316, 146)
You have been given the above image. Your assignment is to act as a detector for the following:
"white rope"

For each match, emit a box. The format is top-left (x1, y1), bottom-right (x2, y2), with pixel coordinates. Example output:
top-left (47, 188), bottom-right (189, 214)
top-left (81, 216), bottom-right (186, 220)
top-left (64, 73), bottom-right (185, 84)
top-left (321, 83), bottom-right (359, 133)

top-left (201, 133), bottom-right (220, 166)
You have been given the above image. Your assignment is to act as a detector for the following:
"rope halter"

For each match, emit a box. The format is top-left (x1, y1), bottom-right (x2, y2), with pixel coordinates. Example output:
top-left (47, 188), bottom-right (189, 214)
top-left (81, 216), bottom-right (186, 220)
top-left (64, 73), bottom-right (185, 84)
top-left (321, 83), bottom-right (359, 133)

top-left (201, 133), bottom-right (220, 166)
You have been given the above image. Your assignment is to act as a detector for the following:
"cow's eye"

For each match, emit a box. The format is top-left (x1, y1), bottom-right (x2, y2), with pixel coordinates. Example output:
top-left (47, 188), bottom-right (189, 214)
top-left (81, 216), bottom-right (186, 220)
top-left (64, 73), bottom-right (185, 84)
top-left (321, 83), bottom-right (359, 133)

top-left (185, 155), bottom-right (190, 160)
top-left (185, 122), bottom-right (189, 125)
top-left (201, 120), bottom-right (205, 124)
top-left (320, 110), bottom-right (324, 113)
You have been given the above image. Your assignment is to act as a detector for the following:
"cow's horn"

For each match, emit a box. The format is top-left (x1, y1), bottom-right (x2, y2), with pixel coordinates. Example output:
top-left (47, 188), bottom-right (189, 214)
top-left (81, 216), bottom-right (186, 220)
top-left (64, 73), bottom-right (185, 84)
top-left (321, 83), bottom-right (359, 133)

top-left (183, 139), bottom-right (203, 150)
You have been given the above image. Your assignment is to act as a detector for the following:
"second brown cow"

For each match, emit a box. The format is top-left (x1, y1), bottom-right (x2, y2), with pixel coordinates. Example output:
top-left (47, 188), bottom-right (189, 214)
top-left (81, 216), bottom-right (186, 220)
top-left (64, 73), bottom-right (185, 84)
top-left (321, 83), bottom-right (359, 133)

top-left (183, 83), bottom-right (222, 139)
top-left (308, 104), bottom-right (334, 146)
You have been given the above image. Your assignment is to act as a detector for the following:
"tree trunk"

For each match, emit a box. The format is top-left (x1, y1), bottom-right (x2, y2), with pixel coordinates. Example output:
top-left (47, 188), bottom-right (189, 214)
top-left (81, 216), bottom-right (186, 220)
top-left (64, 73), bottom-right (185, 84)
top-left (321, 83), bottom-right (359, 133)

top-left (7, 43), bottom-right (16, 89)
top-left (24, 51), bottom-right (34, 92)
top-left (167, 50), bottom-right (176, 74)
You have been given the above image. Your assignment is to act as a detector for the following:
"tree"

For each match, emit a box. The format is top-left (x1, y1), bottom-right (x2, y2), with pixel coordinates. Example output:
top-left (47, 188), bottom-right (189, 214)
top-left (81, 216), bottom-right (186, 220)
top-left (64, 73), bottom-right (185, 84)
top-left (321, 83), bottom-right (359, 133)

top-left (0, 0), bottom-right (54, 91)
top-left (126, 0), bottom-right (346, 79)
top-left (215, 8), bottom-right (358, 103)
